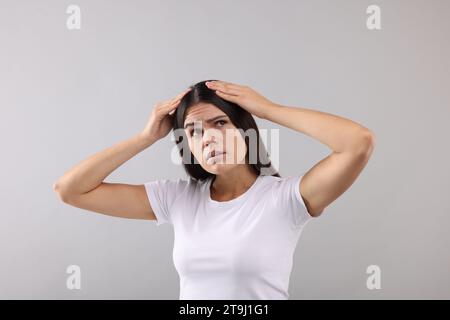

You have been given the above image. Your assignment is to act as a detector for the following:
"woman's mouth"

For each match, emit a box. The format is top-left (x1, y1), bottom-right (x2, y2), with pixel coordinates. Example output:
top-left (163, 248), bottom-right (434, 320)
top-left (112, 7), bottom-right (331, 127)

top-left (206, 151), bottom-right (226, 164)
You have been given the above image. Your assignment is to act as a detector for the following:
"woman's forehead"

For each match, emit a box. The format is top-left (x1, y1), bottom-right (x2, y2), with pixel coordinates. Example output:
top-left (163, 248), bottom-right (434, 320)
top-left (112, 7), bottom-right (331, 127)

top-left (184, 103), bottom-right (226, 123)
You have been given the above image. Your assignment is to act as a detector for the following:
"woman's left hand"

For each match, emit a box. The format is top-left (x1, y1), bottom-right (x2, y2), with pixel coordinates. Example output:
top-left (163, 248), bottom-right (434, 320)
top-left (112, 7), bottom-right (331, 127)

top-left (205, 80), bottom-right (277, 119)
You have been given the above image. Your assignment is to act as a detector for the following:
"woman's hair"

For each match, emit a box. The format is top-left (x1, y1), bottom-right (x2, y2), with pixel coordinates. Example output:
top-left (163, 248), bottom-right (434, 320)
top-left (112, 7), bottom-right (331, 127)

top-left (172, 79), bottom-right (280, 181)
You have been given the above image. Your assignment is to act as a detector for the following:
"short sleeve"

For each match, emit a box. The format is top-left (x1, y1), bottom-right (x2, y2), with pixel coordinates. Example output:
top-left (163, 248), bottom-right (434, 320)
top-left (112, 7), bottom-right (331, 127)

top-left (272, 174), bottom-right (314, 228)
top-left (144, 178), bottom-right (188, 226)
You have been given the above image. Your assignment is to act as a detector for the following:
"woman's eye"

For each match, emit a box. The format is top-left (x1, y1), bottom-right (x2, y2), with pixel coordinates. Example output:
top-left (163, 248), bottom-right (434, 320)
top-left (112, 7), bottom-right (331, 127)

top-left (189, 120), bottom-right (226, 137)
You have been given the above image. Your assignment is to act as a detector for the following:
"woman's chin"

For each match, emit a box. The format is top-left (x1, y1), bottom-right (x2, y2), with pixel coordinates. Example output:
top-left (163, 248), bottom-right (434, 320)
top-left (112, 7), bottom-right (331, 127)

top-left (206, 164), bottom-right (226, 174)
top-left (201, 154), bottom-right (246, 174)
top-left (206, 162), bottom-right (246, 176)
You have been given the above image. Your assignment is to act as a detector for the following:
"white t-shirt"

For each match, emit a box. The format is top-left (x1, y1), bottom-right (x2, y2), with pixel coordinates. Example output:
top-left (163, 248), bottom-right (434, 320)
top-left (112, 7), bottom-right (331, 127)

top-left (144, 174), bottom-right (316, 300)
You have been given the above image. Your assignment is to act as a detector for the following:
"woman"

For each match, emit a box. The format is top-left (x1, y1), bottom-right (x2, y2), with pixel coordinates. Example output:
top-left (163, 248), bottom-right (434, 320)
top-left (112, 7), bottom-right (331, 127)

top-left (53, 79), bottom-right (375, 300)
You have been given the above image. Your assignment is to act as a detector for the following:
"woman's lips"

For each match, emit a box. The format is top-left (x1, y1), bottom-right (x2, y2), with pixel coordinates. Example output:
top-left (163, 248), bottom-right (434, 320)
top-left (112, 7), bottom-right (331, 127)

top-left (206, 151), bottom-right (226, 162)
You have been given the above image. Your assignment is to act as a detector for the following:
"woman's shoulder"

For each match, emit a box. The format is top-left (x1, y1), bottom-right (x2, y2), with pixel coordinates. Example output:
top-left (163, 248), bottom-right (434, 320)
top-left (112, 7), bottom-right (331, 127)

top-left (258, 174), bottom-right (285, 186)
top-left (260, 173), bottom-right (303, 183)
top-left (258, 174), bottom-right (304, 195)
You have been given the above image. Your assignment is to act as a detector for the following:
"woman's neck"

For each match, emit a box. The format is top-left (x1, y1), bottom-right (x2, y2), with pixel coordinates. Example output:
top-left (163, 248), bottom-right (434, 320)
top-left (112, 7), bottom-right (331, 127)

top-left (210, 166), bottom-right (258, 201)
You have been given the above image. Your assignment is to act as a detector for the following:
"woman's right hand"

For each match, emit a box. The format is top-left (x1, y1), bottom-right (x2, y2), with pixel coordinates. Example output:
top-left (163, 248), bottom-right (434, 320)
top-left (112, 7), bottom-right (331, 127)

top-left (140, 88), bottom-right (191, 143)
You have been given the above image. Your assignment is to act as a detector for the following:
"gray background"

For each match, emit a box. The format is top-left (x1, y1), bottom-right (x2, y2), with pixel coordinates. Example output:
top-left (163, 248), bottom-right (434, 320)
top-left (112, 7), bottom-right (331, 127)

top-left (1, 0), bottom-right (449, 299)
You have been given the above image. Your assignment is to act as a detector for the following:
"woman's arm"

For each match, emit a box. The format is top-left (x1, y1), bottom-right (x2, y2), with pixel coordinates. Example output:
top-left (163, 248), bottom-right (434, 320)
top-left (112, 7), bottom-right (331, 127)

top-left (54, 133), bottom-right (154, 200)
top-left (205, 80), bottom-right (375, 217)
top-left (263, 103), bottom-right (376, 217)
top-left (263, 104), bottom-right (375, 153)
top-left (53, 134), bottom-right (156, 220)
top-left (53, 88), bottom-right (191, 220)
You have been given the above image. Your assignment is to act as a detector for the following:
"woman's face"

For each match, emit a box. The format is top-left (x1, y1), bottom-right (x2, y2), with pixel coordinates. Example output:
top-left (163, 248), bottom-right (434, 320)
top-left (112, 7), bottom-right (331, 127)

top-left (183, 103), bottom-right (247, 175)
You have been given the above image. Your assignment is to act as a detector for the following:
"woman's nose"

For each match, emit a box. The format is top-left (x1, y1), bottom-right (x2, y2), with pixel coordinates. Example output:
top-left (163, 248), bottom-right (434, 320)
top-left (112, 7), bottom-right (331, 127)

top-left (203, 128), bottom-right (221, 147)
top-left (204, 133), bottom-right (216, 147)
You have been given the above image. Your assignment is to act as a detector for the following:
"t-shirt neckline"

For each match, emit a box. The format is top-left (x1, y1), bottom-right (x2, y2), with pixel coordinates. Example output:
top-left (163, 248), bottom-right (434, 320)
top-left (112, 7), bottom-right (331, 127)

top-left (206, 175), bottom-right (261, 207)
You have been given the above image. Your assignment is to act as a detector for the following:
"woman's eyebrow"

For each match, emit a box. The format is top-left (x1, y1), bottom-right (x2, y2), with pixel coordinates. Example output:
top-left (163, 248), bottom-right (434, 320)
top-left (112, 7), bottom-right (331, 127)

top-left (184, 115), bottom-right (228, 129)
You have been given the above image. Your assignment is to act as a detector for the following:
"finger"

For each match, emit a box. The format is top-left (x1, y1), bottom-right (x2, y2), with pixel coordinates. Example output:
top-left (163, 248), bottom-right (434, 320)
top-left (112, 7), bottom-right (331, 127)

top-left (215, 90), bottom-right (238, 102)
top-left (169, 95), bottom-right (183, 104)
top-left (167, 90), bottom-right (187, 105)
top-left (209, 82), bottom-right (241, 96)
top-left (158, 100), bottom-right (176, 113)
top-left (164, 88), bottom-right (190, 106)
top-left (221, 81), bottom-right (243, 90)
top-left (217, 86), bottom-right (240, 96)
top-left (207, 80), bottom-right (244, 90)
top-left (206, 81), bottom-right (242, 95)
top-left (165, 97), bottom-right (183, 114)
top-left (175, 88), bottom-right (191, 100)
